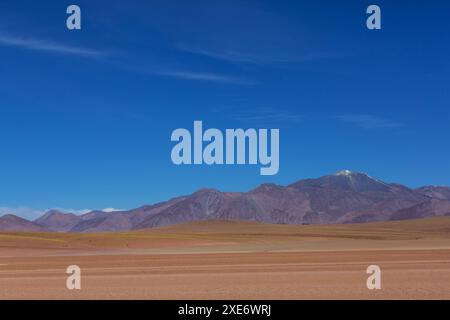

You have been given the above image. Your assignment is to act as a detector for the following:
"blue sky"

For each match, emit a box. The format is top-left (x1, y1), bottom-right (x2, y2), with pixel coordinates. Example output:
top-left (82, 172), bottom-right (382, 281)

top-left (1, 0), bottom-right (449, 218)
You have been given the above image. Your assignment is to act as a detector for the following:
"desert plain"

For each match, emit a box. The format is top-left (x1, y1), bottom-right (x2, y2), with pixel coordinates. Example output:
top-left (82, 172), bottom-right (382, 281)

top-left (0, 217), bottom-right (450, 299)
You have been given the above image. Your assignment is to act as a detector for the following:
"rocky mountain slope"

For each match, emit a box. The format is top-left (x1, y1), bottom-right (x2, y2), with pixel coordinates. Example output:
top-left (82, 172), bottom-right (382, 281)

top-left (1, 170), bottom-right (449, 232)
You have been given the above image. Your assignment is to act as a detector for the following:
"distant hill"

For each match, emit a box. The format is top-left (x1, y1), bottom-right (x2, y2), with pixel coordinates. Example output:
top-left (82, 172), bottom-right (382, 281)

top-left (0, 214), bottom-right (46, 232)
top-left (33, 210), bottom-right (80, 231)
top-left (1, 170), bottom-right (450, 233)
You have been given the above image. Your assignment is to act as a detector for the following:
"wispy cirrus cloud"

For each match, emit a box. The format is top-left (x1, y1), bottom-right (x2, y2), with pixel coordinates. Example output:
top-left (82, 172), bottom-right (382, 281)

top-left (177, 44), bottom-right (345, 64)
top-left (152, 69), bottom-right (256, 85)
top-left (219, 107), bottom-right (304, 125)
top-left (0, 34), bottom-right (252, 85)
top-left (337, 114), bottom-right (405, 129)
top-left (0, 34), bottom-right (104, 58)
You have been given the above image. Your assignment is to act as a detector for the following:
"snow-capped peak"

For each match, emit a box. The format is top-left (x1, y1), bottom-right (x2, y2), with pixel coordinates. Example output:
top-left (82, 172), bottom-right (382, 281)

top-left (335, 170), bottom-right (354, 176)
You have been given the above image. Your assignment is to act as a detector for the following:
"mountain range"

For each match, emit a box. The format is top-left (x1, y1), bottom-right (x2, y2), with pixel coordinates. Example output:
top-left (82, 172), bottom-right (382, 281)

top-left (1, 170), bottom-right (450, 233)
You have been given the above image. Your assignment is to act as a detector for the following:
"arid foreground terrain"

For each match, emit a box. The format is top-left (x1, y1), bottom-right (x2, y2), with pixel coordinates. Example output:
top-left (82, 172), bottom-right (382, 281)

top-left (1, 217), bottom-right (450, 299)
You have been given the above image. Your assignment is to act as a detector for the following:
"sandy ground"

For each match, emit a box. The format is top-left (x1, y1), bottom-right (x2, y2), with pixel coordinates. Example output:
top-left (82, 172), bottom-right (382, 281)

top-left (1, 218), bottom-right (450, 299)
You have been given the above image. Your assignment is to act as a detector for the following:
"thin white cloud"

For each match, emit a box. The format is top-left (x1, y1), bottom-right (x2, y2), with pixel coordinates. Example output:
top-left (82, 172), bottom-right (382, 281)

top-left (0, 35), bottom-right (103, 58)
top-left (47, 207), bottom-right (126, 215)
top-left (177, 44), bottom-right (344, 64)
top-left (233, 107), bottom-right (304, 125)
top-left (62, 208), bottom-right (92, 215)
top-left (337, 114), bottom-right (405, 129)
top-left (0, 207), bottom-right (45, 220)
top-left (100, 208), bottom-right (125, 213)
top-left (153, 69), bottom-right (256, 85)
top-left (0, 207), bottom-right (126, 220)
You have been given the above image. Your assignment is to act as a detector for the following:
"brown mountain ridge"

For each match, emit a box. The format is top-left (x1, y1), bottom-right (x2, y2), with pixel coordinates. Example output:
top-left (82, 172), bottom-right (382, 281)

top-left (1, 170), bottom-right (450, 233)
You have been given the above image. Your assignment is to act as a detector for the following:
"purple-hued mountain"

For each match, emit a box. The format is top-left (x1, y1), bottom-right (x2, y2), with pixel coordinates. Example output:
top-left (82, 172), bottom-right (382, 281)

top-left (33, 210), bottom-right (80, 232)
top-left (1, 170), bottom-right (450, 233)
top-left (0, 214), bottom-right (46, 232)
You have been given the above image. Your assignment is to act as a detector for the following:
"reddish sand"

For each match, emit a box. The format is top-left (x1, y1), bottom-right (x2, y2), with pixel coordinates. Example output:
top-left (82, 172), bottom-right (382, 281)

top-left (1, 218), bottom-right (450, 299)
